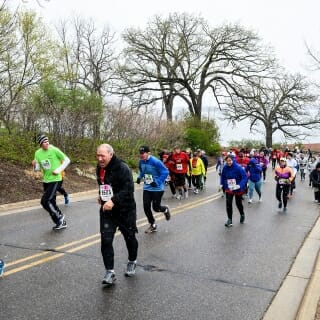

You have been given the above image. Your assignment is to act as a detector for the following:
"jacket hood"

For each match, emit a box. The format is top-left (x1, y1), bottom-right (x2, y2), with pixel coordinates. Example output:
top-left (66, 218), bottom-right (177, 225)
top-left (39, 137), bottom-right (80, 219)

top-left (249, 158), bottom-right (258, 165)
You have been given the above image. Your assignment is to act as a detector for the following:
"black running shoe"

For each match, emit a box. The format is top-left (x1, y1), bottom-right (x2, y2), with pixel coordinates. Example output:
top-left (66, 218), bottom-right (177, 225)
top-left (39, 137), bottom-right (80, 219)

top-left (53, 220), bottom-right (67, 230)
top-left (240, 214), bottom-right (245, 224)
top-left (278, 202), bottom-right (282, 209)
top-left (224, 219), bottom-right (233, 227)
top-left (145, 224), bottom-right (157, 233)
top-left (163, 206), bottom-right (171, 221)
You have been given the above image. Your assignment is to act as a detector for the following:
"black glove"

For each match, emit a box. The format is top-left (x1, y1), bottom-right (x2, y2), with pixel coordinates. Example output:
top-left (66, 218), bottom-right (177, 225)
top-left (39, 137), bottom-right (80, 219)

top-left (150, 181), bottom-right (157, 187)
top-left (274, 176), bottom-right (279, 181)
top-left (136, 177), bottom-right (141, 184)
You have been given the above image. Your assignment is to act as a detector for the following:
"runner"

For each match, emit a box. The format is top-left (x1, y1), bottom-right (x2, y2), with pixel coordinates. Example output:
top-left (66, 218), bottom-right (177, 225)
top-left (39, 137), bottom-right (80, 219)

top-left (188, 152), bottom-right (206, 194)
top-left (274, 158), bottom-right (294, 212)
top-left (245, 157), bottom-right (262, 203)
top-left (310, 162), bottom-right (320, 203)
top-left (136, 146), bottom-right (171, 233)
top-left (220, 155), bottom-right (248, 227)
top-left (171, 146), bottom-right (190, 200)
top-left (96, 144), bottom-right (138, 285)
top-left (32, 134), bottom-right (70, 230)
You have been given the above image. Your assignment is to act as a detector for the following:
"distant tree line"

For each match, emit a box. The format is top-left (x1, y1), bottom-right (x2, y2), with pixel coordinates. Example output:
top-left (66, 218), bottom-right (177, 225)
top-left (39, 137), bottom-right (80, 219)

top-left (0, 1), bottom-right (319, 150)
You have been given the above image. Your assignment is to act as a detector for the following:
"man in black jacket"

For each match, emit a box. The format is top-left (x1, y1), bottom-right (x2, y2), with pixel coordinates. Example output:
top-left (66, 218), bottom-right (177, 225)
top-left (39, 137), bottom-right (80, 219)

top-left (96, 144), bottom-right (138, 285)
top-left (310, 162), bottom-right (320, 203)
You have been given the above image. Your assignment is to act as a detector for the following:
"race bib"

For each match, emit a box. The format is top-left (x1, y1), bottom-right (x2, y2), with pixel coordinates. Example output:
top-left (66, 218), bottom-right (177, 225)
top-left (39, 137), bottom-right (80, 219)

top-left (279, 178), bottom-right (289, 185)
top-left (176, 163), bottom-right (183, 170)
top-left (144, 173), bottom-right (154, 184)
top-left (100, 184), bottom-right (113, 201)
top-left (41, 159), bottom-right (51, 170)
top-left (227, 178), bottom-right (236, 189)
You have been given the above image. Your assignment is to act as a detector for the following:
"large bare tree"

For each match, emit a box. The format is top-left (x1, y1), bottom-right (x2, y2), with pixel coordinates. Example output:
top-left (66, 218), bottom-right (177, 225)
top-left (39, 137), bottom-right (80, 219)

top-left (221, 72), bottom-right (319, 147)
top-left (56, 18), bottom-right (118, 98)
top-left (118, 13), bottom-right (274, 121)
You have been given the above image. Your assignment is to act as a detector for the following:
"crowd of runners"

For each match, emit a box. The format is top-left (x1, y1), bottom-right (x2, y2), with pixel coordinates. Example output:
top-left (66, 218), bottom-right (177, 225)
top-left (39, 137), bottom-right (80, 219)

top-left (1, 141), bottom-right (320, 286)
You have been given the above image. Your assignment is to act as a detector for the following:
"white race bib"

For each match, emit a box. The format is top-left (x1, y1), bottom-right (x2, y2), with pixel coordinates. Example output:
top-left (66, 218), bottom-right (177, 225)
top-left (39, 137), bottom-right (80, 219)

top-left (144, 173), bottom-right (154, 184)
top-left (176, 163), bottom-right (183, 170)
top-left (227, 178), bottom-right (236, 189)
top-left (100, 184), bottom-right (113, 201)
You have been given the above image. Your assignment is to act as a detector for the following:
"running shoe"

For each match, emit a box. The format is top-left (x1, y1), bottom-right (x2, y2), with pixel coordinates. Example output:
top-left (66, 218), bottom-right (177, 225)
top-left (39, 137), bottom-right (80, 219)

top-left (102, 270), bottom-right (116, 285)
top-left (278, 202), bottom-right (282, 209)
top-left (248, 199), bottom-right (253, 204)
top-left (53, 219), bottom-right (67, 230)
top-left (224, 219), bottom-right (233, 227)
top-left (0, 259), bottom-right (5, 276)
top-left (145, 224), bottom-right (157, 233)
top-left (163, 206), bottom-right (171, 221)
top-left (283, 207), bottom-right (287, 212)
top-left (240, 214), bottom-right (245, 224)
top-left (125, 261), bottom-right (136, 277)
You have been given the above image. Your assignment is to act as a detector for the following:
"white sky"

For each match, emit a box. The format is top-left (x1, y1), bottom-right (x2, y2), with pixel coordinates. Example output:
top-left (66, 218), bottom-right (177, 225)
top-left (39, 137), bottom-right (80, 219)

top-left (12, 0), bottom-right (320, 145)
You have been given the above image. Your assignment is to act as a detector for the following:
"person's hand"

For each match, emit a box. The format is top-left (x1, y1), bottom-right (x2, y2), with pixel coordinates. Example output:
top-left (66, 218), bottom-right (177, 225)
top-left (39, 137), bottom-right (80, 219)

top-left (103, 200), bottom-right (114, 211)
top-left (150, 181), bottom-right (157, 187)
top-left (136, 177), bottom-right (141, 184)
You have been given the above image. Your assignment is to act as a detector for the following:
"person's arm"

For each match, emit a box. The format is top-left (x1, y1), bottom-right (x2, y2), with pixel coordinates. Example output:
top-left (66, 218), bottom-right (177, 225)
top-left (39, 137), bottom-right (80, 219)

top-left (53, 156), bottom-right (70, 175)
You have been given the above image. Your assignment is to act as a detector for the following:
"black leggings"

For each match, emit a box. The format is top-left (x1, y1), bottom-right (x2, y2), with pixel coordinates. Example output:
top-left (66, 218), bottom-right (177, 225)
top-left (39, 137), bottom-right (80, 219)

top-left (225, 192), bottom-right (244, 220)
top-left (276, 184), bottom-right (290, 208)
top-left (143, 190), bottom-right (166, 225)
top-left (41, 181), bottom-right (62, 224)
top-left (100, 210), bottom-right (138, 270)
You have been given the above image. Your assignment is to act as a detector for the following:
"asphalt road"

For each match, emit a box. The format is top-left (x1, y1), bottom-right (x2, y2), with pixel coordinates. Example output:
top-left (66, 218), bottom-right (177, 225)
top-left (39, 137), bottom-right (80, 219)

top-left (0, 167), bottom-right (319, 320)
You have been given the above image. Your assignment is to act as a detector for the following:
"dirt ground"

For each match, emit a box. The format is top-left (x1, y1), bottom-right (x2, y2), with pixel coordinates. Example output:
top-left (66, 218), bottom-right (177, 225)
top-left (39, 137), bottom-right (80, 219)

top-left (0, 161), bottom-right (97, 205)
top-left (0, 156), bottom-right (216, 206)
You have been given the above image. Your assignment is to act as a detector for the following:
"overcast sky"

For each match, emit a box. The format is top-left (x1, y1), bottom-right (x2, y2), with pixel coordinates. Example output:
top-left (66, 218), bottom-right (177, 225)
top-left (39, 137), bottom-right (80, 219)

top-left (13, 0), bottom-right (320, 145)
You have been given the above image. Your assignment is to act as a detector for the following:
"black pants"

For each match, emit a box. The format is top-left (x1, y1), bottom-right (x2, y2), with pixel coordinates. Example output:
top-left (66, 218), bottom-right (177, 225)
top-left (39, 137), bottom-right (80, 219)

top-left (276, 184), bottom-right (290, 208)
top-left (143, 190), bottom-right (166, 225)
top-left (41, 181), bottom-right (63, 224)
top-left (57, 180), bottom-right (67, 196)
top-left (192, 174), bottom-right (202, 189)
top-left (100, 210), bottom-right (138, 270)
top-left (262, 168), bottom-right (267, 181)
top-left (225, 192), bottom-right (244, 220)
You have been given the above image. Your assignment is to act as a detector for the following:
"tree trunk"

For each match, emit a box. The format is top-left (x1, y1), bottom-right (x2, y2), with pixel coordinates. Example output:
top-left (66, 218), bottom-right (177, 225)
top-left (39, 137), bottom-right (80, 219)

top-left (265, 126), bottom-right (273, 148)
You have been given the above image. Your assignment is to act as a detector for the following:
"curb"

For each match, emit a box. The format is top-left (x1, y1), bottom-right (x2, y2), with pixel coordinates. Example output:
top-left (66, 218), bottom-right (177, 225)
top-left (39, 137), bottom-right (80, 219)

top-left (263, 216), bottom-right (320, 320)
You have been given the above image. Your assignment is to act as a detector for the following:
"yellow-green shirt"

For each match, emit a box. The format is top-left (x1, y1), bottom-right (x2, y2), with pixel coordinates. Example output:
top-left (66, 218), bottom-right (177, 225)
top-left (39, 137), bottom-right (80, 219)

top-left (34, 145), bottom-right (67, 183)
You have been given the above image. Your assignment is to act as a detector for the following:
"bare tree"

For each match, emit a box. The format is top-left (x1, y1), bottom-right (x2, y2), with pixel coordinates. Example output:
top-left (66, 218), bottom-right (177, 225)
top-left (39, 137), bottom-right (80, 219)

top-left (118, 13), bottom-right (274, 121)
top-left (56, 18), bottom-right (118, 97)
top-left (221, 72), bottom-right (319, 147)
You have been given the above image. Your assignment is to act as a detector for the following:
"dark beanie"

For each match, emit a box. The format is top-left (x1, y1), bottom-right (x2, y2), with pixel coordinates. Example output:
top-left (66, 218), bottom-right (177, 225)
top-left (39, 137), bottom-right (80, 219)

top-left (139, 145), bottom-right (150, 154)
top-left (37, 134), bottom-right (48, 146)
top-left (316, 162), bottom-right (320, 169)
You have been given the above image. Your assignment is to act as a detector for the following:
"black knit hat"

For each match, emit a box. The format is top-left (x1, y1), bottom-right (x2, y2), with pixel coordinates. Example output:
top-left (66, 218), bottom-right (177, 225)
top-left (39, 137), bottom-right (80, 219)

top-left (37, 134), bottom-right (48, 146)
top-left (139, 146), bottom-right (150, 154)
